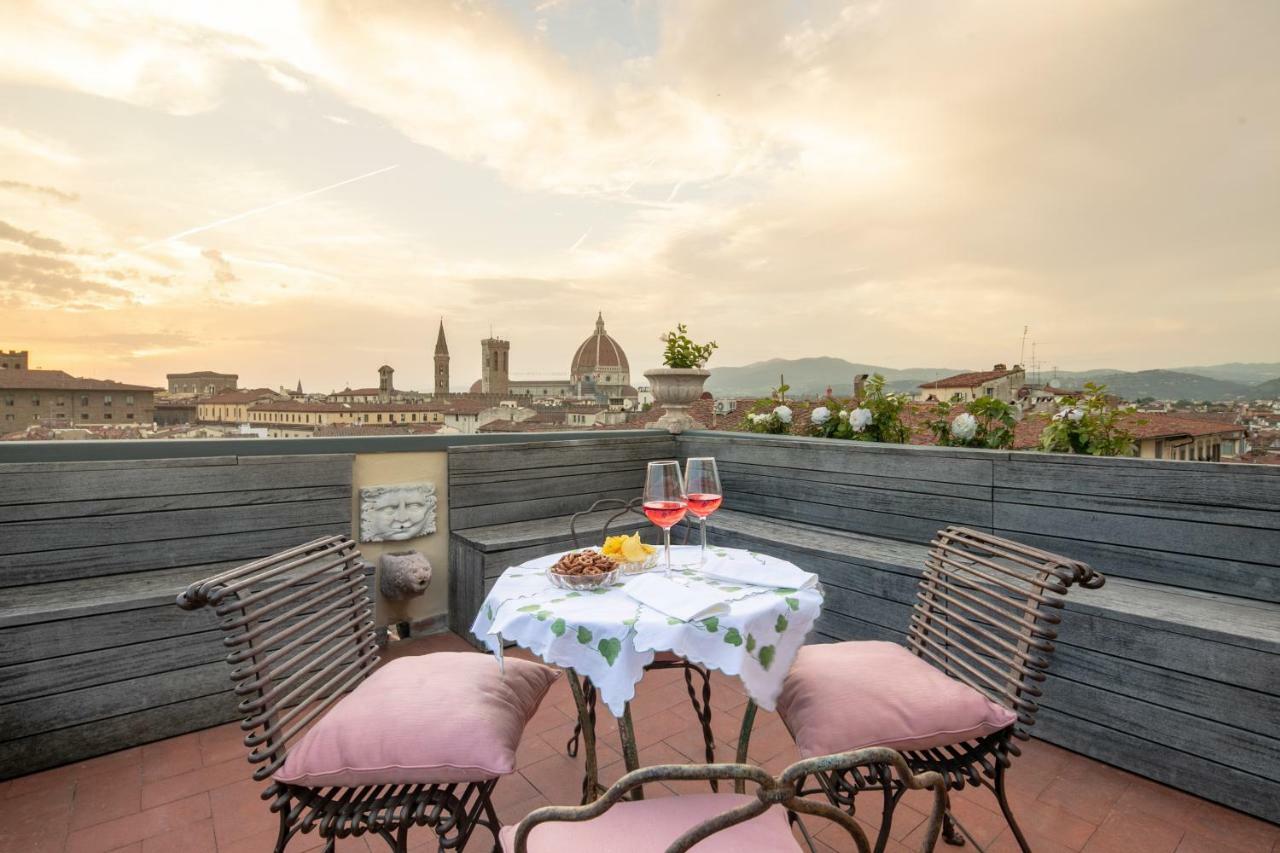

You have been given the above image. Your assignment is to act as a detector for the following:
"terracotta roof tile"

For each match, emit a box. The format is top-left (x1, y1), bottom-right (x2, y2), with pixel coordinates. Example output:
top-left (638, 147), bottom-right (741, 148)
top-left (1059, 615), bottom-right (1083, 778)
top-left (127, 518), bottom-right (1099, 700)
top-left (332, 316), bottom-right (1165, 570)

top-left (0, 369), bottom-right (159, 392)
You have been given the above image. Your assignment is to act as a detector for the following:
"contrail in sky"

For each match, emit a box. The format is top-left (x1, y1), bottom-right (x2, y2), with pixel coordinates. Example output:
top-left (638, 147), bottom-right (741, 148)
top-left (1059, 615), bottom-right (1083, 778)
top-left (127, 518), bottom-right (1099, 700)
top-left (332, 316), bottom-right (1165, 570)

top-left (141, 164), bottom-right (400, 249)
top-left (569, 226), bottom-right (592, 252)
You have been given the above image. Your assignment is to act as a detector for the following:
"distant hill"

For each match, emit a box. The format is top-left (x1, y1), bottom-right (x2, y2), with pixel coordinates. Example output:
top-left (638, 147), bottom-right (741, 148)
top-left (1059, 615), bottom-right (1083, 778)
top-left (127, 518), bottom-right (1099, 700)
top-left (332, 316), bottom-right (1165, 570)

top-left (1253, 377), bottom-right (1280, 399)
top-left (1171, 362), bottom-right (1280, 385)
top-left (1084, 370), bottom-right (1254, 402)
top-left (704, 358), bottom-right (1274, 402)
top-left (705, 357), bottom-right (970, 397)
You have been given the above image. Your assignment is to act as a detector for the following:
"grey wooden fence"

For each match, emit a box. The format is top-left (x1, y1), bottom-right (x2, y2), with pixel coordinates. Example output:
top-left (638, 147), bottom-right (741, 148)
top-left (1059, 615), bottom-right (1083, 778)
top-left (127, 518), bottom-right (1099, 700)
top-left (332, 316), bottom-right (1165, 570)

top-left (0, 454), bottom-right (353, 779)
top-left (448, 434), bottom-right (677, 637)
top-left (676, 432), bottom-right (1280, 823)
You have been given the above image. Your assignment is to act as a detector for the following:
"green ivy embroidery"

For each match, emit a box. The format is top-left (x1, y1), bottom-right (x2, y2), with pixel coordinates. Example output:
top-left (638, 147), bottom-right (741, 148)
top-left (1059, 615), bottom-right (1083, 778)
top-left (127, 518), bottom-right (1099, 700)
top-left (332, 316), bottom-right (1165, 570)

top-left (550, 618), bottom-right (567, 637)
top-left (597, 637), bottom-right (622, 666)
top-left (701, 616), bottom-right (720, 633)
top-left (785, 597), bottom-right (800, 611)
top-left (577, 626), bottom-right (593, 644)
top-left (516, 604), bottom-right (541, 613)
top-left (746, 633), bottom-right (756, 653)
top-left (534, 610), bottom-right (551, 621)
top-left (723, 628), bottom-right (743, 647)
top-left (758, 645), bottom-right (776, 670)
top-left (484, 603), bottom-right (494, 620)
top-left (776, 614), bottom-right (789, 633)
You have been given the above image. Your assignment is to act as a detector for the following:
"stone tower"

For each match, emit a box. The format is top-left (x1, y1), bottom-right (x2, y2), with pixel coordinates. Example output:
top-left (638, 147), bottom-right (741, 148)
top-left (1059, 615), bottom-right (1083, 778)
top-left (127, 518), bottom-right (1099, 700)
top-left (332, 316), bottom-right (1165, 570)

top-left (378, 364), bottom-right (394, 403)
top-left (481, 337), bottom-right (510, 395)
top-left (434, 320), bottom-right (450, 399)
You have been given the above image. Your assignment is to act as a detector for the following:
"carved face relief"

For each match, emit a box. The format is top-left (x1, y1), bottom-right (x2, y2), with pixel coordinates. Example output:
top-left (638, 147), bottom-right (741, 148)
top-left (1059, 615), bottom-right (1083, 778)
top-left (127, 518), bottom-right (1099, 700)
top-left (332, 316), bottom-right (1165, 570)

top-left (359, 482), bottom-right (437, 542)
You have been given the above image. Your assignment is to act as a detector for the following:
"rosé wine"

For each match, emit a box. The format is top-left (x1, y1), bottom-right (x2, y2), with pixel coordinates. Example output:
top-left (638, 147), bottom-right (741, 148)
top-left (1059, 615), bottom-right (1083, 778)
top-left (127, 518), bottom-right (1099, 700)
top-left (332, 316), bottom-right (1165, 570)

top-left (686, 493), bottom-right (723, 518)
top-left (643, 500), bottom-right (688, 529)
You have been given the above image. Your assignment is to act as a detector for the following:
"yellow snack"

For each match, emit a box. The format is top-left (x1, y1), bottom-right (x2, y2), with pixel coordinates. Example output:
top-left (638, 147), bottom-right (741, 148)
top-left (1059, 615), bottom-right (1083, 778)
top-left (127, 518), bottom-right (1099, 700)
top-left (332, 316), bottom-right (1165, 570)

top-left (601, 532), bottom-right (657, 561)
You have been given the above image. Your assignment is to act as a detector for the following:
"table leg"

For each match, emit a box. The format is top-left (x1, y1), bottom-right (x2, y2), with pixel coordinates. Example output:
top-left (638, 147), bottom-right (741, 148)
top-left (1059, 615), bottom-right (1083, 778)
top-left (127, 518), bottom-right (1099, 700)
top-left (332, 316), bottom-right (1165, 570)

top-left (618, 703), bottom-right (643, 800)
top-left (564, 668), bottom-right (603, 803)
top-left (734, 699), bottom-right (758, 794)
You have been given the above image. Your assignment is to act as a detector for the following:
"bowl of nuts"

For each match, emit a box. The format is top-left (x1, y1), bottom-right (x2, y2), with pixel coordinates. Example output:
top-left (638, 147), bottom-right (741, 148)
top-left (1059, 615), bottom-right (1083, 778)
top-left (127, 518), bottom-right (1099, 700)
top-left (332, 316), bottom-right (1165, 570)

top-left (547, 549), bottom-right (620, 591)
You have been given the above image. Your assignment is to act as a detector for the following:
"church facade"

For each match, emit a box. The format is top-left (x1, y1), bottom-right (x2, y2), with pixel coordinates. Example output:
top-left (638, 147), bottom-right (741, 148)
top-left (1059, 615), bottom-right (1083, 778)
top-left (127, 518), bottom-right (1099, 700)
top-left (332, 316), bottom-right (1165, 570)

top-left (469, 313), bottom-right (638, 407)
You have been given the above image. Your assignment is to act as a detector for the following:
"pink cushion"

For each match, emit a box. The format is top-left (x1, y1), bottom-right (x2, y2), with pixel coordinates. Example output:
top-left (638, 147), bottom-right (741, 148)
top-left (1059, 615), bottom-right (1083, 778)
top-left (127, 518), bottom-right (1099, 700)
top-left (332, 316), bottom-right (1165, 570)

top-left (275, 652), bottom-right (559, 787)
top-left (776, 641), bottom-right (1017, 757)
top-left (499, 793), bottom-right (799, 853)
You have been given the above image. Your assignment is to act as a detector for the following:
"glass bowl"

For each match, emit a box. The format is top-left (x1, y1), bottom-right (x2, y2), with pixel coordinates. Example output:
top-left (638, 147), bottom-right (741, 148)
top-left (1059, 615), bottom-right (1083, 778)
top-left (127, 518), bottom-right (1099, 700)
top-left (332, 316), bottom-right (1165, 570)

top-left (546, 565), bottom-right (620, 590)
top-left (615, 551), bottom-right (660, 575)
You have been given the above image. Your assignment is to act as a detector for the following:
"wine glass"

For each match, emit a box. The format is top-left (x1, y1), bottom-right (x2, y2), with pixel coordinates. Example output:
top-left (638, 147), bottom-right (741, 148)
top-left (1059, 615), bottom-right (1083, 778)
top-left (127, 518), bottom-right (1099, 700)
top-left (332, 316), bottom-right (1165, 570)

top-left (684, 457), bottom-right (722, 564)
top-left (643, 460), bottom-right (687, 575)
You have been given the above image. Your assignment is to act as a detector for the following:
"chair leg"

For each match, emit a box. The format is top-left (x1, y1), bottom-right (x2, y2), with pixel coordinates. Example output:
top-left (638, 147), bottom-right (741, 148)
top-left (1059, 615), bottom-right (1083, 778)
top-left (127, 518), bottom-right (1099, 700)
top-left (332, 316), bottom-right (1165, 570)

top-left (941, 810), bottom-right (965, 847)
top-left (993, 761), bottom-right (1031, 853)
top-left (273, 807), bottom-right (292, 853)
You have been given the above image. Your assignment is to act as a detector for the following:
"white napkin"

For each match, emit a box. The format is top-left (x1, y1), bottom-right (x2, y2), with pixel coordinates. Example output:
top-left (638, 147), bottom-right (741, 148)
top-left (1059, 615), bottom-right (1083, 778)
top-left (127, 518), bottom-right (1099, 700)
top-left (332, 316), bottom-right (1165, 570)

top-left (698, 550), bottom-right (819, 590)
top-left (624, 574), bottom-right (730, 622)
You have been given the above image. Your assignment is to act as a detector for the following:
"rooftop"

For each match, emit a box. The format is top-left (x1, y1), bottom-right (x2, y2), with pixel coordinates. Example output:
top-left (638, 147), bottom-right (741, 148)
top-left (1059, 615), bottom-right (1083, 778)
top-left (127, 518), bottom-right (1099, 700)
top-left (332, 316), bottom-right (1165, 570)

top-left (3, 631), bottom-right (1274, 853)
top-left (918, 365), bottom-right (1024, 389)
top-left (0, 369), bottom-right (159, 392)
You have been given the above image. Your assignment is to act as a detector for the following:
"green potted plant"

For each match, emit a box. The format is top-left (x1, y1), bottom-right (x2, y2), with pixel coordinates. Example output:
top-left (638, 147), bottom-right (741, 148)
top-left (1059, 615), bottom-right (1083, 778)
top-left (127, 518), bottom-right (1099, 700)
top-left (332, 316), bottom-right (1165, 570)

top-left (645, 323), bottom-right (717, 433)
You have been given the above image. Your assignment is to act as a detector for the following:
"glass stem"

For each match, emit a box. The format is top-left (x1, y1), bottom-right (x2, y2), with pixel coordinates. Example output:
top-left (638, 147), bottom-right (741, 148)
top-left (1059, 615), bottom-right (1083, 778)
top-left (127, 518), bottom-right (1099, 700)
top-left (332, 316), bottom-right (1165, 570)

top-left (664, 527), bottom-right (672, 576)
top-left (700, 517), bottom-right (707, 564)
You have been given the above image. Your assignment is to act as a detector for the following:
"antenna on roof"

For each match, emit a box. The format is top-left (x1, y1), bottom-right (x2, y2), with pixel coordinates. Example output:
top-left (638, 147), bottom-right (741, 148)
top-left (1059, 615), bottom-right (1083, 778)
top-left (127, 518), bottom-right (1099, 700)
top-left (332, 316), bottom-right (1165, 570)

top-left (1020, 325), bottom-right (1029, 369)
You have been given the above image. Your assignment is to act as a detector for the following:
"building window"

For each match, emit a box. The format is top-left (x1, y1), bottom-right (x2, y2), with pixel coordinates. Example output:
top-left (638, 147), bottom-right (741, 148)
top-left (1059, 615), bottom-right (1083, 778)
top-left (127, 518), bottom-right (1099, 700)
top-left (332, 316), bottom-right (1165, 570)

top-left (104, 413), bottom-right (112, 419)
top-left (125, 395), bottom-right (134, 405)
top-left (103, 395), bottom-right (112, 406)
top-left (56, 396), bottom-right (65, 407)
top-left (31, 395), bottom-right (39, 406)
top-left (80, 395), bottom-right (89, 406)
top-left (3, 395), bottom-right (12, 406)
top-left (3, 413), bottom-right (12, 421)
top-left (80, 412), bottom-right (89, 420)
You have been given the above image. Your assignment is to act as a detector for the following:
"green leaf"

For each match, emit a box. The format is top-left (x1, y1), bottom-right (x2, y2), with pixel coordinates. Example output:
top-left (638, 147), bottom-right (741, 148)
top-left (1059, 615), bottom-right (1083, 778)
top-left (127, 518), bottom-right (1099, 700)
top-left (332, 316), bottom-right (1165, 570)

top-left (775, 614), bottom-right (789, 633)
top-left (621, 617), bottom-right (637, 626)
top-left (701, 616), bottom-right (719, 633)
top-left (565, 592), bottom-right (582, 598)
top-left (758, 645), bottom-right (776, 671)
top-left (774, 588), bottom-right (799, 595)
top-left (484, 603), bottom-right (494, 620)
top-left (721, 586), bottom-right (742, 592)
top-left (785, 597), bottom-right (800, 611)
top-left (550, 618), bottom-right (567, 637)
top-left (746, 634), bottom-right (756, 653)
top-left (590, 588), bottom-right (609, 595)
top-left (517, 604), bottom-right (541, 613)
top-left (576, 626), bottom-right (593, 644)
top-left (723, 628), bottom-right (743, 647)
top-left (534, 610), bottom-right (551, 621)
top-left (597, 637), bottom-right (622, 666)
top-left (667, 616), bottom-right (683, 625)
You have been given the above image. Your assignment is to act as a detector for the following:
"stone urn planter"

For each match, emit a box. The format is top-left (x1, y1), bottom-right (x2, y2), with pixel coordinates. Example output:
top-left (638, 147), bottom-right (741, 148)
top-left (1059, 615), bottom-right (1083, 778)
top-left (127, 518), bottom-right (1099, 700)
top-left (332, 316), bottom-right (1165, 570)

top-left (644, 368), bottom-right (711, 433)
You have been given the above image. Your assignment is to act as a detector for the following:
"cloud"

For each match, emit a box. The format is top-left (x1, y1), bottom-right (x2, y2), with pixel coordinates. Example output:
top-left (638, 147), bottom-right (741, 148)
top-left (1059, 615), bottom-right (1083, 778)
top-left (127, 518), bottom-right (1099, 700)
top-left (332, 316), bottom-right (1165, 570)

top-left (0, 251), bottom-right (131, 305)
top-left (0, 180), bottom-right (78, 202)
top-left (0, 221), bottom-right (70, 253)
top-left (0, 126), bottom-right (80, 166)
top-left (201, 248), bottom-right (238, 285)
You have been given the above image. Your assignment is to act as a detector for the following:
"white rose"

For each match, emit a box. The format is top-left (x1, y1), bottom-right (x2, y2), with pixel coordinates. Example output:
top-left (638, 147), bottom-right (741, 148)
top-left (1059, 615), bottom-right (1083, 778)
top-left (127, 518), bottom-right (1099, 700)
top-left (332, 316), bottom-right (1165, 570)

top-left (849, 407), bottom-right (873, 432)
top-left (774, 405), bottom-right (793, 424)
top-left (811, 406), bottom-right (831, 426)
top-left (1067, 406), bottom-right (1085, 422)
top-left (747, 413), bottom-right (762, 424)
top-left (838, 410), bottom-right (849, 420)
top-left (950, 412), bottom-right (978, 442)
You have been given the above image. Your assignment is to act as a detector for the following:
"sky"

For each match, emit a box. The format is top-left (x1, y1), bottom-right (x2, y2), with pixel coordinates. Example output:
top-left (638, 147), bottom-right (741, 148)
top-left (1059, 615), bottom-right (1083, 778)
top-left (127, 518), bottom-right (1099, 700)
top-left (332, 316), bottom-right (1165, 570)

top-left (0, 0), bottom-right (1277, 391)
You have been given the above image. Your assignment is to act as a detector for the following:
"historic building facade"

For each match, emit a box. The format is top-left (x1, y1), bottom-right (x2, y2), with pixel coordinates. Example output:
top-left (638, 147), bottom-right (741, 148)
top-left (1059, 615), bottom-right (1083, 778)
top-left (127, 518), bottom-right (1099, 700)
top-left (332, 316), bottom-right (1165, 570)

top-left (166, 371), bottom-right (238, 396)
top-left (2, 368), bottom-right (158, 427)
top-left (471, 313), bottom-right (638, 406)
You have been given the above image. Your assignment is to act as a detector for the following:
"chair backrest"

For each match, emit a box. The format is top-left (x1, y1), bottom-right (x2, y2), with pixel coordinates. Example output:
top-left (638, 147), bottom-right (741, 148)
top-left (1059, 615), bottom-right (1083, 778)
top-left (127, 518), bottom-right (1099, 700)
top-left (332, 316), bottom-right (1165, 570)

top-left (569, 496), bottom-right (693, 549)
top-left (176, 535), bottom-right (378, 785)
top-left (511, 748), bottom-right (945, 853)
top-left (907, 526), bottom-right (1104, 735)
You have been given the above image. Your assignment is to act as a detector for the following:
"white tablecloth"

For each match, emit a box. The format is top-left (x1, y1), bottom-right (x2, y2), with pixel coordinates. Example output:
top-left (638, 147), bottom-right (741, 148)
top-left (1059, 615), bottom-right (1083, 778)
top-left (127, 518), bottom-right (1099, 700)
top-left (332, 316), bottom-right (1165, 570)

top-left (469, 545), bottom-right (824, 716)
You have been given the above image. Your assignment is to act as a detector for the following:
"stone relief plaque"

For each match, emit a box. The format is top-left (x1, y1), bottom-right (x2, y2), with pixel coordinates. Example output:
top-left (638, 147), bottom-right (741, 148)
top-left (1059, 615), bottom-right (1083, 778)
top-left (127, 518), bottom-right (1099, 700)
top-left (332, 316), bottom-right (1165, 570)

top-left (359, 482), bottom-right (437, 542)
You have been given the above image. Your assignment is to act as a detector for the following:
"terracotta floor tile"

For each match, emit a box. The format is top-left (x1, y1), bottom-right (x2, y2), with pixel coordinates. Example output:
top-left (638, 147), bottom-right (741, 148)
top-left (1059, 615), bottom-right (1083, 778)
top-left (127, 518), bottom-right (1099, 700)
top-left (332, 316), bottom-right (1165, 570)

top-left (1181, 800), bottom-right (1279, 853)
top-left (139, 756), bottom-right (246, 810)
top-left (64, 792), bottom-right (210, 853)
top-left (69, 768), bottom-right (143, 830)
top-left (1038, 766), bottom-right (1133, 823)
top-left (139, 816), bottom-right (217, 853)
top-left (1082, 807), bottom-right (1184, 853)
top-left (140, 735), bottom-right (204, 784)
top-left (195, 724), bottom-right (247, 768)
top-left (208, 777), bottom-right (279, 849)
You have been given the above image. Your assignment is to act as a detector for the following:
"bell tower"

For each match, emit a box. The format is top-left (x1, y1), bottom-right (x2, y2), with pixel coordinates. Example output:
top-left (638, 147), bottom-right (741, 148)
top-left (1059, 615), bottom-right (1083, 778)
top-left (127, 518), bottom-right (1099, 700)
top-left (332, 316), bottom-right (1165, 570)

top-left (378, 364), bottom-right (394, 403)
top-left (481, 336), bottom-right (510, 395)
top-left (434, 320), bottom-right (450, 398)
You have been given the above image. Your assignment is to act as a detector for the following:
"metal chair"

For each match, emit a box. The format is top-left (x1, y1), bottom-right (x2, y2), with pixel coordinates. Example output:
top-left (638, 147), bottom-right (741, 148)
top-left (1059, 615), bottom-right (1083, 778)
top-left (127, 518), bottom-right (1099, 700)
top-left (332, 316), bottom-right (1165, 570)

top-left (177, 535), bottom-right (501, 853)
top-left (505, 749), bottom-right (947, 853)
top-left (564, 498), bottom-right (716, 787)
top-left (757, 526), bottom-right (1105, 853)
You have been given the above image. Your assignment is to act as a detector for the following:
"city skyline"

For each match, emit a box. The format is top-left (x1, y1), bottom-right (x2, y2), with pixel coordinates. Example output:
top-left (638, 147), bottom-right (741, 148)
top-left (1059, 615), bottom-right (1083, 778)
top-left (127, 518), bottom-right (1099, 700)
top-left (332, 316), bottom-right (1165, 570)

top-left (2, 1), bottom-right (1279, 389)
